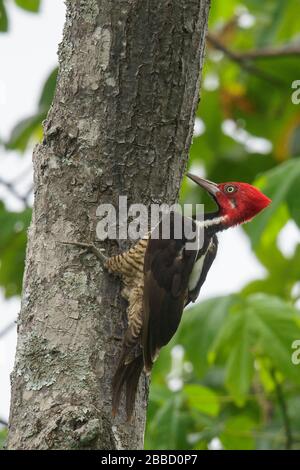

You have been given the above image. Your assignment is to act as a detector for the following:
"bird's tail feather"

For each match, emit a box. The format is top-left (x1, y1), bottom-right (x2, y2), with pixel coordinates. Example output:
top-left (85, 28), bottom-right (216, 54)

top-left (112, 354), bottom-right (144, 420)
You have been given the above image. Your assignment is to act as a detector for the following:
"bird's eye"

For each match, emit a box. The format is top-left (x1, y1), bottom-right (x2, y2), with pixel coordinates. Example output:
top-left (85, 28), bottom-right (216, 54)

top-left (225, 185), bottom-right (236, 194)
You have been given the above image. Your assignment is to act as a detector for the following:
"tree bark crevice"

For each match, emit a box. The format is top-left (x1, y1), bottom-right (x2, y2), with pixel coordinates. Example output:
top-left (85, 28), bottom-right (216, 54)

top-left (7, 0), bottom-right (211, 450)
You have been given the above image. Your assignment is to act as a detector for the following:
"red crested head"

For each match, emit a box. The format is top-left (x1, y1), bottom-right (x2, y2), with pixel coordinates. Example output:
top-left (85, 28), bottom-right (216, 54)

top-left (187, 174), bottom-right (271, 227)
top-left (215, 181), bottom-right (271, 226)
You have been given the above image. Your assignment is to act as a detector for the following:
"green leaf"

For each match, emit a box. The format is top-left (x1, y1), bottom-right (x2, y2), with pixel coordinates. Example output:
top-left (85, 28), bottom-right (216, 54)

top-left (6, 67), bottom-right (57, 152)
top-left (38, 68), bottom-right (58, 110)
top-left (210, 294), bottom-right (300, 402)
top-left (184, 384), bottom-right (220, 417)
top-left (256, 358), bottom-right (276, 393)
top-left (247, 295), bottom-right (300, 384)
top-left (220, 415), bottom-right (256, 450)
top-left (145, 394), bottom-right (193, 450)
top-left (273, 0), bottom-right (300, 42)
top-left (255, 0), bottom-right (285, 46)
top-left (6, 111), bottom-right (45, 152)
top-left (0, 428), bottom-right (7, 449)
top-left (0, 202), bottom-right (31, 298)
top-left (149, 341), bottom-right (173, 384)
top-left (177, 296), bottom-right (233, 377)
top-left (14, 0), bottom-right (41, 13)
top-left (246, 204), bottom-right (289, 272)
top-left (208, 0), bottom-right (240, 27)
top-left (0, 0), bottom-right (8, 32)
top-left (245, 159), bottom-right (300, 247)
top-left (210, 300), bottom-right (254, 404)
top-left (225, 315), bottom-right (254, 406)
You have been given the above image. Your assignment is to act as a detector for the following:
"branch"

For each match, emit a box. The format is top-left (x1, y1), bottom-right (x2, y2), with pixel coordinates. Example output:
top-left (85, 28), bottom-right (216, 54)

top-left (11, 165), bottom-right (33, 185)
top-left (206, 33), bottom-right (287, 88)
top-left (0, 321), bottom-right (16, 340)
top-left (0, 176), bottom-right (31, 209)
top-left (270, 369), bottom-right (293, 450)
top-left (240, 44), bottom-right (300, 60)
top-left (0, 418), bottom-right (8, 427)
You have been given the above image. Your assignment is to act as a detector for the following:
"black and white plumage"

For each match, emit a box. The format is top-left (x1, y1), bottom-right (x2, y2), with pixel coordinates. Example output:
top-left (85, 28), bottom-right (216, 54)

top-left (110, 211), bottom-right (220, 418)
top-left (142, 212), bottom-right (218, 372)
top-left (109, 173), bottom-right (271, 419)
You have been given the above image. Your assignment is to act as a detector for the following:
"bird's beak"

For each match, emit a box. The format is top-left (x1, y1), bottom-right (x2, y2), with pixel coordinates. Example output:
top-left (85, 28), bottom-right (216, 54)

top-left (187, 173), bottom-right (220, 196)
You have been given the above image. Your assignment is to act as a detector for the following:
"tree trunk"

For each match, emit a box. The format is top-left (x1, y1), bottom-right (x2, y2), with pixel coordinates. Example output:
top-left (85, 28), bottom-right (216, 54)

top-left (7, 0), bottom-right (210, 450)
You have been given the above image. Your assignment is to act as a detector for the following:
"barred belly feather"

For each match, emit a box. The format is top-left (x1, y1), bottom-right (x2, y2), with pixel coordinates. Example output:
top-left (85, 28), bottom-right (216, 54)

top-left (109, 236), bottom-right (149, 420)
top-left (105, 236), bottom-right (148, 334)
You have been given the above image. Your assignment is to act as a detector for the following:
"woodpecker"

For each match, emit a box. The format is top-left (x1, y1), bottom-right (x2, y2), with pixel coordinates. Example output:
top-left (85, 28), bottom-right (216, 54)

top-left (65, 174), bottom-right (271, 419)
top-left (106, 173), bottom-right (271, 419)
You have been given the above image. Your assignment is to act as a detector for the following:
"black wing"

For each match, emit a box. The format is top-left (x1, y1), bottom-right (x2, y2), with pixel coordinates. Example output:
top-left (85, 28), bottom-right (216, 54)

top-left (142, 212), bottom-right (198, 372)
top-left (187, 233), bottom-right (218, 305)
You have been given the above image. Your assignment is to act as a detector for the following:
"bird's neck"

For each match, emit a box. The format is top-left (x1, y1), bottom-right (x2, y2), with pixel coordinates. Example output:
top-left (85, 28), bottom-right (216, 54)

top-left (193, 211), bottom-right (229, 235)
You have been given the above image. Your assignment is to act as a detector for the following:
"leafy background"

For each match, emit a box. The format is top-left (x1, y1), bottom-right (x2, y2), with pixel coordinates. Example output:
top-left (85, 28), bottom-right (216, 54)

top-left (1, 0), bottom-right (300, 450)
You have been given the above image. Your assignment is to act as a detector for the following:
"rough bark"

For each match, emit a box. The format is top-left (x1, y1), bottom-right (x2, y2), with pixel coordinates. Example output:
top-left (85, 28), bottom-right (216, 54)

top-left (7, 0), bottom-right (210, 450)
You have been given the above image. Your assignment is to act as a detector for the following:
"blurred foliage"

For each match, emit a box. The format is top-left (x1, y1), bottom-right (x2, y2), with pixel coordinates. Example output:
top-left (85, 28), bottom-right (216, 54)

top-left (0, 65), bottom-right (57, 296)
top-left (1, 0), bottom-right (300, 450)
top-left (0, 202), bottom-right (31, 297)
top-left (6, 67), bottom-right (58, 152)
top-left (0, 428), bottom-right (7, 448)
top-left (15, 0), bottom-right (41, 13)
top-left (0, 0), bottom-right (41, 33)
top-left (0, 1), bottom-right (8, 32)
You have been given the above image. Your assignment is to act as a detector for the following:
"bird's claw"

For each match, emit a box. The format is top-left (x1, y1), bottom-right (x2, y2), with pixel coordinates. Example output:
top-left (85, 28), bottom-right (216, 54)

top-left (59, 240), bottom-right (108, 262)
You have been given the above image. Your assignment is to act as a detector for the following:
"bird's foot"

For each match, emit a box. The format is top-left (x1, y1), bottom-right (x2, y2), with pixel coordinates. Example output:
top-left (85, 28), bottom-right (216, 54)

top-left (59, 240), bottom-right (108, 262)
